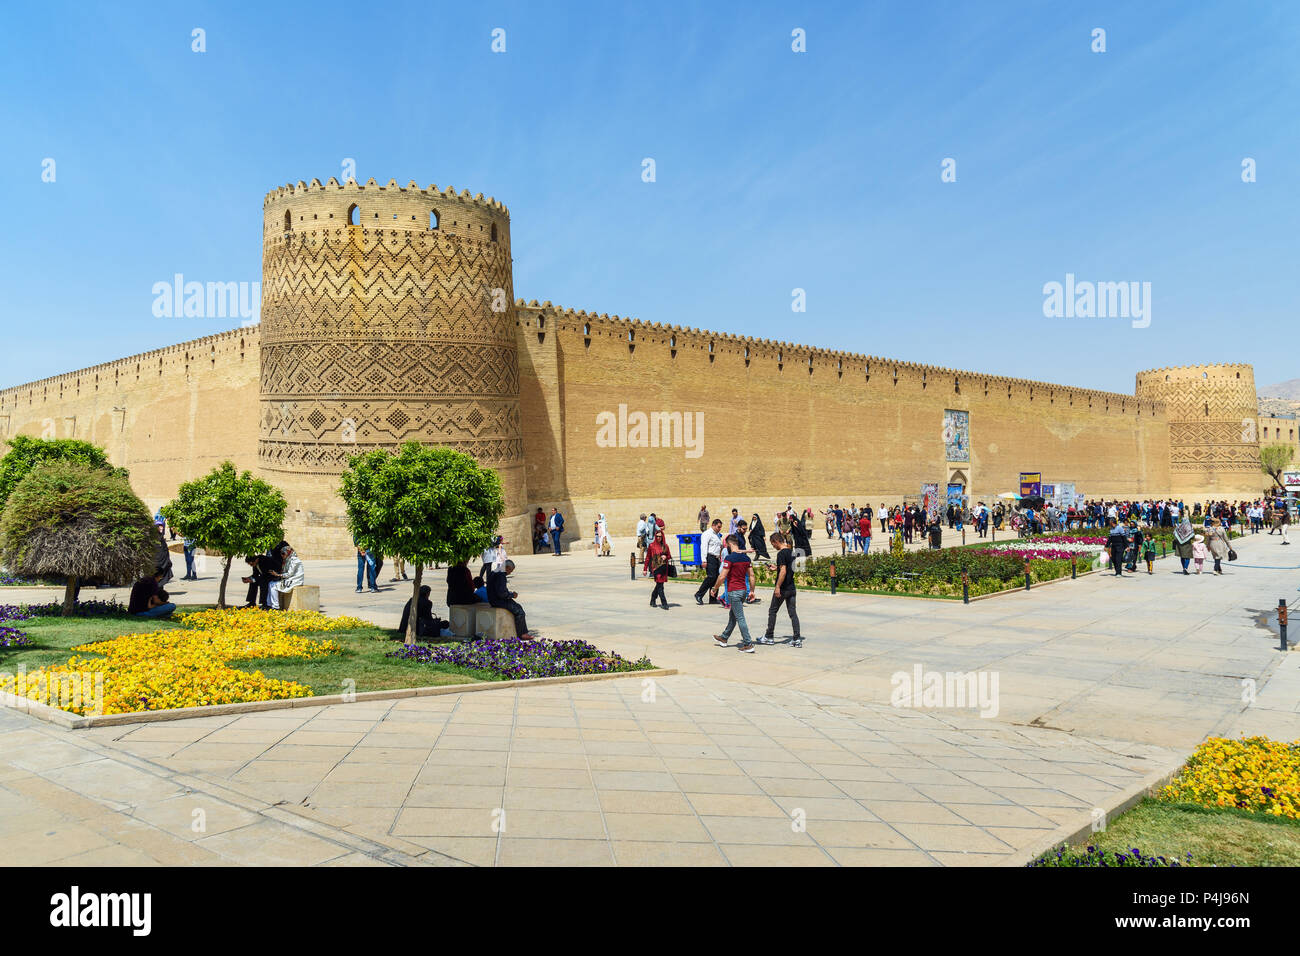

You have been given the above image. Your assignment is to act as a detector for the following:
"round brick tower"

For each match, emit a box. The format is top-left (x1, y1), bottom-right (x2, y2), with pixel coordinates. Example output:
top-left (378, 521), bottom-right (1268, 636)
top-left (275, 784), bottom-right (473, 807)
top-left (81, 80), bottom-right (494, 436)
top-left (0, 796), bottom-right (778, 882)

top-left (1135, 363), bottom-right (1262, 499)
top-left (258, 177), bottom-right (528, 558)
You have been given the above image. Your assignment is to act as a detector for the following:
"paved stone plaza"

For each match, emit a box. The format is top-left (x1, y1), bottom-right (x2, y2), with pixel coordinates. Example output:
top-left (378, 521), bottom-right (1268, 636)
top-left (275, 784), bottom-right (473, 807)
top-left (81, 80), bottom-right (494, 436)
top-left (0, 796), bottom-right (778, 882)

top-left (2, 532), bottom-right (1298, 866)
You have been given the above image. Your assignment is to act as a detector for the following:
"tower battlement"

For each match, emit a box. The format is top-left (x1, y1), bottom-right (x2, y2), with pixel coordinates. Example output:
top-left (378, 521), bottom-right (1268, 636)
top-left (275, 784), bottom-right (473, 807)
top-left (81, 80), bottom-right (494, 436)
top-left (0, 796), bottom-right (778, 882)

top-left (263, 178), bottom-right (509, 244)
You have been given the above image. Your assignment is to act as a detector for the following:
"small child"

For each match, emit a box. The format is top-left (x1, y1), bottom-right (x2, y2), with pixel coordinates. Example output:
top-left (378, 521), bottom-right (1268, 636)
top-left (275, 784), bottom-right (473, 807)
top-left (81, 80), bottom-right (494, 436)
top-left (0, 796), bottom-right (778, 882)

top-left (1191, 535), bottom-right (1208, 573)
top-left (1142, 539), bottom-right (1157, 574)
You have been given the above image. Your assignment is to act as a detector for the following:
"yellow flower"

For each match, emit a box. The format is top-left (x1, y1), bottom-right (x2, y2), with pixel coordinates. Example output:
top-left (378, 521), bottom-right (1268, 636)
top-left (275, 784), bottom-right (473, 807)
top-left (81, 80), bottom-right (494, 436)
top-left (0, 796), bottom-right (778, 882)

top-left (0, 608), bottom-right (353, 716)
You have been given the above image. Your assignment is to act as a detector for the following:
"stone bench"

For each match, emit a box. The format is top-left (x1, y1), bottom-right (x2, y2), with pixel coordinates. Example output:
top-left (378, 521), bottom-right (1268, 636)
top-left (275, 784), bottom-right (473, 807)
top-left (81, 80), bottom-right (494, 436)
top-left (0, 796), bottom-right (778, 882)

top-left (447, 603), bottom-right (518, 640)
top-left (476, 605), bottom-right (518, 640)
top-left (448, 603), bottom-right (490, 639)
top-left (279, 585), bottom-right (320, 613)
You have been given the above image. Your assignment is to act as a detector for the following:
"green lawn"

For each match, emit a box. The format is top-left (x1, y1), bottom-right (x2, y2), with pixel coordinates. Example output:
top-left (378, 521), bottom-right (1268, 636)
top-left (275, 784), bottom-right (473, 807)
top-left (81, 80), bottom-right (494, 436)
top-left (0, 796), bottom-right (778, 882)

top-left (240, 624), bottom-right (498, 692)
top-left (0, 606), bottom-right (488, 695)
top-left (1071, 798), bottom-right (1300, 866)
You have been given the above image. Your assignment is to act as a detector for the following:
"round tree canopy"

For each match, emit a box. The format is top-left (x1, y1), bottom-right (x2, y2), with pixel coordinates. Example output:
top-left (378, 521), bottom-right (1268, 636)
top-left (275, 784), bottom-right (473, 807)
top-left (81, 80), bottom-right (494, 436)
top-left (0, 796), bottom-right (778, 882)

top-left (0, 461), bottom-right (156, 586)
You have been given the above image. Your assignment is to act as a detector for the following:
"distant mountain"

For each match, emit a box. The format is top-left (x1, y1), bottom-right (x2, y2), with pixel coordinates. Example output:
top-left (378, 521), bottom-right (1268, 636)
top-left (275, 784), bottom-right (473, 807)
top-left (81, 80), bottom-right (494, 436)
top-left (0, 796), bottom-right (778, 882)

top-left (1259, 378), bottom-right (1300, 400)
top-left (1259, 397), bottom-right (1300, 417)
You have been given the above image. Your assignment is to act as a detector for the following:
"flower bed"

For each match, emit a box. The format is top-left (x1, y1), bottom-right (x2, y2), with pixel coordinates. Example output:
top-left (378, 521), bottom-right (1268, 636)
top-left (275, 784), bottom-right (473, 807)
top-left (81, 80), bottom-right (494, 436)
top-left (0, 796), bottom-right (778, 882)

top-left (0, 605), bottom-right (32, 649)
top-left (390, 637), bottom-right (654, 681)
top-left (1160, 736), bottom-right (1300, 819)
top-left (792, 550), bottom-right (1073, 597)
top-left (1028, 845), bottom-right (1189, 867)
top-left (0, 607), bottom-right (364, 716)
top-left (18, 598), bottom-right (130, 617)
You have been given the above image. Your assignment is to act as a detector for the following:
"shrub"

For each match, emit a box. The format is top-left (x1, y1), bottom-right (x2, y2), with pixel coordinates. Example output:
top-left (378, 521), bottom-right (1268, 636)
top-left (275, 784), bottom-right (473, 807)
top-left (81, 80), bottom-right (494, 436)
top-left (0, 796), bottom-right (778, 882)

top-left (0, 463), bottom-right (156, 615)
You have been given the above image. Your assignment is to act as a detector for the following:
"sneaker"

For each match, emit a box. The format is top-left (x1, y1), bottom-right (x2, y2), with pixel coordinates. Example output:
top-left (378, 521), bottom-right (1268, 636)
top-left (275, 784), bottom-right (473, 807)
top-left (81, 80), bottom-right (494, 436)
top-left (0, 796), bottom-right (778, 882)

top-left (757, 636), bottom-right (776, 645)
top-left (695, 595), bottom-right (704, 605)
top-left (791, 638), bottom-right (803, 648)
top-left (713, 636), bottom-right (729, 647)
top-left (738, 642), bottom-right (756, 654)
top-left (355, 587), bottom-right (363, 593)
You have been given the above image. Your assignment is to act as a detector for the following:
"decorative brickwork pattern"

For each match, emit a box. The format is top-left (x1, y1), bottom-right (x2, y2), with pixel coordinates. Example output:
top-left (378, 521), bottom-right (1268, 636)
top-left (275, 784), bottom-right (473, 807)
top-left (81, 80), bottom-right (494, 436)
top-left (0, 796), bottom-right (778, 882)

top-left (1136, 364), bottom-right (1262, 495)
top-left (257, 178), bottom-right (528, 554)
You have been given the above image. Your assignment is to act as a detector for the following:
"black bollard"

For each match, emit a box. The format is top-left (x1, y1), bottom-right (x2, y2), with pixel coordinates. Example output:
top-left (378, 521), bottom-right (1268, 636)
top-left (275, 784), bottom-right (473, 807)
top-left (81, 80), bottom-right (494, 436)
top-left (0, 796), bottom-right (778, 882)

top-left (829, 561), bottom-right (837, 595)
top-left (1071, 556), bottom-right (1077, 580)
top-left (1024, 557), bottom-right (1031, 591)
top-left (962, 570), bottom-right (969, 604)
top-left (629, 550), bottom-right (636, 581)
top-left (1280, 600), bottom-right (1289, 652)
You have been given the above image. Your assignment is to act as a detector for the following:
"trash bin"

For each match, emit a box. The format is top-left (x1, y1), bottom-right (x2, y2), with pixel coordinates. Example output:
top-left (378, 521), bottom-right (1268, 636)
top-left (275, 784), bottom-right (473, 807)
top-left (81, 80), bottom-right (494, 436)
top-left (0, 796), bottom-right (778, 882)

top-left (676, 533), bottom-right (703, 568)
top-left (929, 526), bottom-right (942, 549)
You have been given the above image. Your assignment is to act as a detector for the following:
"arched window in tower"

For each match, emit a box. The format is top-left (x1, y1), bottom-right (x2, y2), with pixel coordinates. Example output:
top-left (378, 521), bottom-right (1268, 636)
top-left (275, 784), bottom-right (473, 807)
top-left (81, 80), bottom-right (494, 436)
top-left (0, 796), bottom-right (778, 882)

top-left (430, 210), bottom-right (439, 230)
top-left (283, 210), bottom-right (292, 235)
top-left (490, 223), bottom-right (498, 242)
top-left (348, 204), bottom-right (360, 226)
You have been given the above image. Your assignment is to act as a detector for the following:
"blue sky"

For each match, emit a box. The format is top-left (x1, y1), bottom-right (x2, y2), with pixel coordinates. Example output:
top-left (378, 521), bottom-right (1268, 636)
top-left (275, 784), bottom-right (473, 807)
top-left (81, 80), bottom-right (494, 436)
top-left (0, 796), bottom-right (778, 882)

top-left (2, 0), bottom-right (1296, 394)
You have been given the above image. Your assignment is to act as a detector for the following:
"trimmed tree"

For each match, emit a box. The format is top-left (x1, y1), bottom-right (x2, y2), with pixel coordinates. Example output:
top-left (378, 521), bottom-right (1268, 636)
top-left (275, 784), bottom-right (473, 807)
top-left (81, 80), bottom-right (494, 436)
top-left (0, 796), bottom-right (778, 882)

top-left (339, 442), bottom-right (504, 645)
top-left (0, 435), bottom-right (126, 516)
top-left (0, 462), bottom-right (156, 615)
top-left (1261, 443), bottom-right (1295, 491)
top-left (160, 462), bottom-right (287, 609)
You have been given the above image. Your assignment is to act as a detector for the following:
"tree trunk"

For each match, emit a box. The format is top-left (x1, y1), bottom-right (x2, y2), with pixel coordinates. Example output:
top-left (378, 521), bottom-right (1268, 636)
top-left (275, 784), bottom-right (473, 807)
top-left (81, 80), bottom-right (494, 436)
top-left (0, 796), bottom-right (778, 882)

top-left (406, 562), bottom-right (423, 646)
top-left (218, 555), bottom-right (232, 609)
top-left (62, 575), bottom-right (77, 616)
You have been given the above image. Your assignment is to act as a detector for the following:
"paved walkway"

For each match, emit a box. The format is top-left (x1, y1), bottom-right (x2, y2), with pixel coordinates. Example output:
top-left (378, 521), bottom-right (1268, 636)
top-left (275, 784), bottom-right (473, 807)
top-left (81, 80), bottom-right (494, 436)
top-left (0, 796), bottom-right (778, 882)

top-left (2, 532), bottom-right (1297, 865)
top-left (2, 675), bottom-right (1181, 866)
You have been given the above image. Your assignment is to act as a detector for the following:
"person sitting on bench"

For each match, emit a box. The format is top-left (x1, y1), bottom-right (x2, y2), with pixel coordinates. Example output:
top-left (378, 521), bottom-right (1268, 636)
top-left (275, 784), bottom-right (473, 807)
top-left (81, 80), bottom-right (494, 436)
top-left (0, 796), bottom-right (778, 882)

top-left (240, 553), bottom-right (275, 608)
top-left (398, 585), bottom-right (440, 638)
top-left (486, 560), bottom-right (530, 639)
top-left (446, 558), bottom-right (478, 606)
top-left (267, 546), bottom-right (305, 610)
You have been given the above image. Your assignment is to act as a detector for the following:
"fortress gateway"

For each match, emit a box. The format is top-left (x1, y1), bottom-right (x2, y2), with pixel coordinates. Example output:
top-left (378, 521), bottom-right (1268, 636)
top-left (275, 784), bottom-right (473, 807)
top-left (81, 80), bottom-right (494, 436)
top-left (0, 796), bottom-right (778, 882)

top-left (0, 178), bottom-right (1267, 558)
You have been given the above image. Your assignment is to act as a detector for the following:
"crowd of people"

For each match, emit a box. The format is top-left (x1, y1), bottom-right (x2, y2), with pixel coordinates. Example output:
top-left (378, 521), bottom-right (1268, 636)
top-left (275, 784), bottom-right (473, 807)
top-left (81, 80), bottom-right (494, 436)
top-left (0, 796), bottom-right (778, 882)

top-left (135, 487), bottom-right (1295, 649)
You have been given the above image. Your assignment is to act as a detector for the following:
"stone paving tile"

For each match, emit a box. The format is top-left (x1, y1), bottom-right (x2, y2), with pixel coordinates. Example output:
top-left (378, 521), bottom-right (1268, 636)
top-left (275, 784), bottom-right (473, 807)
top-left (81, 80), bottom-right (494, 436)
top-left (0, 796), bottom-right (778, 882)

top-left (597, 790), bottom-right (695, 814)
top-left (497, 838), bottom-right (613, 866)
top-left (825, 846), bottom-right (935, 866)
top-left (892, 823), bottom-right (1015, 854)
top-left (194, 821), bottom-right (353, 866)
top-left (719, 844), bottom-right (834, 866)
top-left (401, 835), bottom-right (497, 866)
top-left (611, 840), bottom-right (728, 865)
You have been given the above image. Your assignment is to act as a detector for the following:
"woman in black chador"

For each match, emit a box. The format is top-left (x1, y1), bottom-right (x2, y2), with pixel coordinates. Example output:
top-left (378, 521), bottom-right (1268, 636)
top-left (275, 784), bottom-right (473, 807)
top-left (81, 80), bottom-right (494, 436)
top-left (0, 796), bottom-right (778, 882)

top-left (748, 513), bottom-right (770, 560)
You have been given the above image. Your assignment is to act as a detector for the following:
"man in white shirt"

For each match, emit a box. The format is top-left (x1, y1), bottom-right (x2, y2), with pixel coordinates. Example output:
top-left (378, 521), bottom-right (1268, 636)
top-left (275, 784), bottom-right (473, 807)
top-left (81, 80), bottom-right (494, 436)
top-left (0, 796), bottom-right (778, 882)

top-left (694, 518), bottom-right (725, 605)
top-left (268, 547), bottom-right (305, 609)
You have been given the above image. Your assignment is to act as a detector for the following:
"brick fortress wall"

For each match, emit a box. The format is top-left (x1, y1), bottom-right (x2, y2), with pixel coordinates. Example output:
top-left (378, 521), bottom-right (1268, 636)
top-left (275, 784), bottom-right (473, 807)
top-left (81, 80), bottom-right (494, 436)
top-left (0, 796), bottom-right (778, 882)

top-left (516, 302), bottom-right (1177, 545)
top-left (2, 175), bottom-right (1269, 561)
top-left (0, 328), bottom-right (259, 519)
